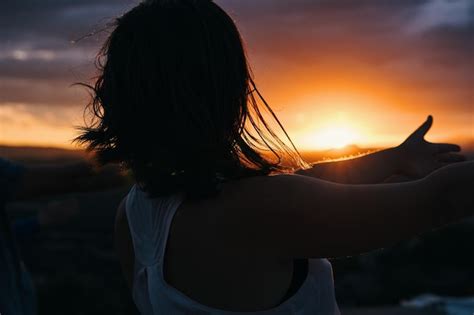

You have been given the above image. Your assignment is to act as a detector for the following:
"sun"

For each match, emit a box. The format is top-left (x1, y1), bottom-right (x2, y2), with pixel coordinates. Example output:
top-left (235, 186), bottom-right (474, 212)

top-left (295, 119), bottom-right (364, 151)
top-left (318, 126), bottom-right (357, 149)
top-left (306, 125), bottom-right (362, 150)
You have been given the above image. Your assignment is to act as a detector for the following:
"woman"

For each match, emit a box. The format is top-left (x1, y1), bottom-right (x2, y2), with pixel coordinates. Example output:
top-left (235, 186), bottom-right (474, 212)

top-left (76, 0), bottom-right (473, 314)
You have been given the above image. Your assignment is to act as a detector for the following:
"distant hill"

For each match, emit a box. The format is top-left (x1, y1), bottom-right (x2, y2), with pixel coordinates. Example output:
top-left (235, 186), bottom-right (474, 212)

top-left (301, 142), bottom-right (474, 163)
top-left (0, 145), bottom-right (87, 164)
top-left (1, 143), bottom-right (472, 165)
top-left (300, 144), bottom-right (378, 163)
top-left (2, 144), bottom-right (375, 165)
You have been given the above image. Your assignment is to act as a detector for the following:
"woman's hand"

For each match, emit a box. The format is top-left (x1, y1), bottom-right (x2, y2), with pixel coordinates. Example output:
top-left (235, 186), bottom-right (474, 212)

top-left (297, 115), bottom-right (466, 185)
top-left (397, 115), bottom-right (465, 179)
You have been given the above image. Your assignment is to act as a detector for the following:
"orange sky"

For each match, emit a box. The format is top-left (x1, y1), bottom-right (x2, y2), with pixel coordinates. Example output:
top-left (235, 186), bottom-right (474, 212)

top-left (0, 0), bottom-right (473, 150)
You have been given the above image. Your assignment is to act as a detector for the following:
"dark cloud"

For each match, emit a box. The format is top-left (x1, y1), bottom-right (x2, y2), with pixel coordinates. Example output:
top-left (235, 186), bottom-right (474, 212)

top-left (0, 0), bottom-right (130, 105)
top-left (0, 0), bottom-right (129, 41)
top-left (0, 0), bottom-right (472, 111)
top-left (217, 0), bottom-right (474, 112)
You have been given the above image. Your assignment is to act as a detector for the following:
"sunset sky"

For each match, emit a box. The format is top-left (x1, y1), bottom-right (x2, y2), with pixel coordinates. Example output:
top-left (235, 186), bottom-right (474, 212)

top-left (0, 0), bottom-right (473, 150)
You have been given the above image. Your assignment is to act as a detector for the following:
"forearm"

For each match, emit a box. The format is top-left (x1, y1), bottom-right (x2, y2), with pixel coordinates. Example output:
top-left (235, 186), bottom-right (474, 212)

top-left (293, 175), bottom-right (448, 257)
top-left (251, 173), bottom-right (446, 259)
top-left (299, 165), bottom-right (472, 257)
top-left (296, 147), bottom-right (404, 184)
top-left (327, 180), bottom-right (442, 253)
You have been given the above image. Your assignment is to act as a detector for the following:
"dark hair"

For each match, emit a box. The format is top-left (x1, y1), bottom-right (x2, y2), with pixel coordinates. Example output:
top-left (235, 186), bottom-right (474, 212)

top-left (76, 0), bottom-right (308, 198)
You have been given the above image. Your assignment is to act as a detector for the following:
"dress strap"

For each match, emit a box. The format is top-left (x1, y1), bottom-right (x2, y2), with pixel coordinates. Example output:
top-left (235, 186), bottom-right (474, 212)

top-left (125, 185), bottom-right (185, 266)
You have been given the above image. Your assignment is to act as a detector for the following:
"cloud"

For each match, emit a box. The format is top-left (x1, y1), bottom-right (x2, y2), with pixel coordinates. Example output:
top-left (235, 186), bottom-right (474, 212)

top-left (406, 0), bottom-right (473, 34)
top-left (0, 103), bottom-right (82, 147)
top-left (0, 0), bottom-right (472, 148)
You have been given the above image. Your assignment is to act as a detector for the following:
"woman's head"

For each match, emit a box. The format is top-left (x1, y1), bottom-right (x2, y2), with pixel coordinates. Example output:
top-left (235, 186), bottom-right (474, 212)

top-left (77, 0), bottom-right (306, 198)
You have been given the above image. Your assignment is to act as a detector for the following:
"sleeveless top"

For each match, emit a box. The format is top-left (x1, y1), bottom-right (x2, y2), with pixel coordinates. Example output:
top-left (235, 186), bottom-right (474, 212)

top-left (125, 185), bottom-right (341, 315)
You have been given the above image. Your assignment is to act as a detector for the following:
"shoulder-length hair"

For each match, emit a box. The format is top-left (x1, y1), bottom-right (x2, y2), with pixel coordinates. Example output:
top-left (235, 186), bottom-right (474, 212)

top-left (76, 0), bottom-right (308, 198)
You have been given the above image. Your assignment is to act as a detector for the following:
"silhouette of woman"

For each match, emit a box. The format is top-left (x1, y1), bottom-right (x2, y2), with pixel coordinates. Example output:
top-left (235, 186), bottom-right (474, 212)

top-left (76, 1), bottom-right (473, 314)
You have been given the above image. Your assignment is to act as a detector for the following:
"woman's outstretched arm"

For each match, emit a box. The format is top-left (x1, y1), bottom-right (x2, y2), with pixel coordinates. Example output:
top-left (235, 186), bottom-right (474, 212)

top-left (296, 146), bottom-right (403, 184)
top-left (296, 116), bottom-right (464, 184)
top-left (218, 161), bottom-right (473, 259)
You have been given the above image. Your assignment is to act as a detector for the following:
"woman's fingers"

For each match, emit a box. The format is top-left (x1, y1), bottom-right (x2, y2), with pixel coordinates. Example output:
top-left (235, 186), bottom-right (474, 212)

top-left (412, 115), bottom-right (433, 139)
top-left (436, 152), bottom-right (466, 163)
top-left (431, 143), bottom-right (462, 154)
top-left (402, 115), bottom-right (433, 144)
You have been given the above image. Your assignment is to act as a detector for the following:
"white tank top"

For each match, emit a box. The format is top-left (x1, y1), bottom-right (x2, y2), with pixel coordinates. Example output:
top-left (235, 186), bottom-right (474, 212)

top-left (125, 184), bottom-right (340, 315)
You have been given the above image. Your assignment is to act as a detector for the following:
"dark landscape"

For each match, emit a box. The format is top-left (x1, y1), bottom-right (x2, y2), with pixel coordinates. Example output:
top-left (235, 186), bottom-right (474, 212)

top-left (2, 145), bottom-right (474, 315)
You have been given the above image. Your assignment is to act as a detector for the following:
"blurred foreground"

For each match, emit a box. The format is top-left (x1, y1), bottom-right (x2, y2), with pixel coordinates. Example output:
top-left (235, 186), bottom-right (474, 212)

top-left (2, 145), bottom-right (473, 315)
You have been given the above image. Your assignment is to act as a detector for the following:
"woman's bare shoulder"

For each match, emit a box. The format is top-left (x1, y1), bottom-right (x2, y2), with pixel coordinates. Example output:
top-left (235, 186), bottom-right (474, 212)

top-left (183, 174), bottom-right (320, 256)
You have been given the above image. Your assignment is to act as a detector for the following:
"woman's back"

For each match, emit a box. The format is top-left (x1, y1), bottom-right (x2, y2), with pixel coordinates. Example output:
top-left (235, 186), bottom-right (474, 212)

top-left (76, 0), bottom-right (474, 313)
top-left (122, 178), bottom-right (340, 314)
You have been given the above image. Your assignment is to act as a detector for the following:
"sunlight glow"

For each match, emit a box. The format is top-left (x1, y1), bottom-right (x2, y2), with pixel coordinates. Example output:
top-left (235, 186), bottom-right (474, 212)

top-left (0, 103), bottom-right (81, 149)
top-left (295, 115), bottom-right (365, 151)
top-left (312, 126), bottom-right (361, 149)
